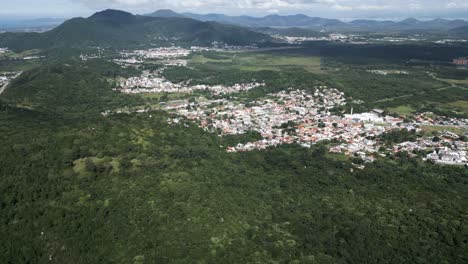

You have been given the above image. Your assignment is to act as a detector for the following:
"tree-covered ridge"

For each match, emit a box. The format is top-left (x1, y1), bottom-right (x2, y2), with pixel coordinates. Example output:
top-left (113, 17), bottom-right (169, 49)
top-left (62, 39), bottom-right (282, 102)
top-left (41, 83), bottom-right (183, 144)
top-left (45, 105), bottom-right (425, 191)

top-left (0, 106), bottom-right (467, 263)
top-left (1, 60), bottom-right (142, 115)
top-left (0, 9), bottom-right (272, 52)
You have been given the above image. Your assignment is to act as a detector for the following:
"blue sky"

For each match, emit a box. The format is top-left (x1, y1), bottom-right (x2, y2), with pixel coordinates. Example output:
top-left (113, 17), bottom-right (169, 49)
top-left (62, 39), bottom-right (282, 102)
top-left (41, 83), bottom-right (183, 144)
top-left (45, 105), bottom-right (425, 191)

top-left (2, 0), bottom-right (468, 20)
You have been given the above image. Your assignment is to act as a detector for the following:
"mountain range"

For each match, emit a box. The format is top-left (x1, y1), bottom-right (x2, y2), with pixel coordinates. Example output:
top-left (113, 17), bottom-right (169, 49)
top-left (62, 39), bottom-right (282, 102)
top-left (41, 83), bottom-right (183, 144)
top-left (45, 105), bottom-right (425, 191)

top-left (0, 9), bottom-right (272, 52)
top-left (2, 8), bottom-right (468, 53)
top-left (147, 10), bottom-right (468, 32)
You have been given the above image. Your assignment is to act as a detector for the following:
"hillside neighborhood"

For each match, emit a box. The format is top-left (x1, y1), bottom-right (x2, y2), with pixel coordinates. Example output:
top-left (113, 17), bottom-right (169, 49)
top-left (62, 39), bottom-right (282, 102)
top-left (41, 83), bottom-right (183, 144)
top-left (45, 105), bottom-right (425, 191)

top-left (113, 63), bottom-right (467, 167)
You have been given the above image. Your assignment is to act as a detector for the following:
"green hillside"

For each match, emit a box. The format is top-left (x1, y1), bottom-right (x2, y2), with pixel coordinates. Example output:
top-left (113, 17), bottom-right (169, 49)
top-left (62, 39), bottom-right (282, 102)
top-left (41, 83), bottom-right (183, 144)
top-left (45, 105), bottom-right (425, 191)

top-left (1, 65), bottom-right (467, 262)
top-left (451, 26), bottom-right (468, 36)
top-left (0, 9), bottom-right (272, 52)
top-left (1, 60), bottom-right (142, 114)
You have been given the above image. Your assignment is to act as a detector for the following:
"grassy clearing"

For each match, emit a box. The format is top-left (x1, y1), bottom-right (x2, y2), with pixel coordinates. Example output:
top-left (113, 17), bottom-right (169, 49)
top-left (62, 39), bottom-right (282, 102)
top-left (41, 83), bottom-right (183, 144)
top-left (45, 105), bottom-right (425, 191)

top-left (73, 157), bottom-right (120, 177)
top-left (0, 49), bottom-right (41, 60)
top-left (438, 78), bottom-right (468, 85)
top-left (73, 157), bottom-right (102, 177)
top-left (139, 92), bottom-right (188, 101)
top-left (131, 128), bottom-right (155, 149)
top-left (388, 105), bottom-right (416, 116)
top-left (190, 54), bottom-right (231, 64)
top-left (447, 100), bottom-right (468, 112)
top-left (189, 52), bottom-right (322, 73)
top-left (420, 125), bottom-right (465, 136)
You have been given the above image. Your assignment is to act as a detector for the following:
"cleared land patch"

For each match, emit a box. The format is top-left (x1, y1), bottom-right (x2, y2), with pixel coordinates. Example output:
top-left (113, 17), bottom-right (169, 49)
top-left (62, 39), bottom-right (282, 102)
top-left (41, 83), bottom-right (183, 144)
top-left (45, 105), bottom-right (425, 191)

top-left (388, 105), bottom-right (416, 116)
top-left (189, 52), bottom-right (322, 73)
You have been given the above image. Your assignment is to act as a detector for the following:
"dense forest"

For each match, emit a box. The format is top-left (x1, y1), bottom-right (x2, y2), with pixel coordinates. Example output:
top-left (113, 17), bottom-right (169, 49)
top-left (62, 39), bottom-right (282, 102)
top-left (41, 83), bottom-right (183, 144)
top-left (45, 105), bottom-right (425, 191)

top-left (0, 59), bottom-right (467, 263)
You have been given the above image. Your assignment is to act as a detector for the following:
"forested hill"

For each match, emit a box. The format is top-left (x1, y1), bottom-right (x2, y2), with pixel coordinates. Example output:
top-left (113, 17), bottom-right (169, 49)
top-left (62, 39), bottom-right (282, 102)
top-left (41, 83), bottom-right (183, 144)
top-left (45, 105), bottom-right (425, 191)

top-left (1, 60), bottom-right (143, 115)
top-left (0, 9), bottom-right (272, 52)
top-left (451, 26), bottom-right (468, 36)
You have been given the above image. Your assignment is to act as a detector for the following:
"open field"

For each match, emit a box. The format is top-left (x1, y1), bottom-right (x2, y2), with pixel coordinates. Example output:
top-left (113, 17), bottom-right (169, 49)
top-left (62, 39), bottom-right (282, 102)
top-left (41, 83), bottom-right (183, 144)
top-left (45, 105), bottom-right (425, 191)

top-left (448, 100), bottom-right (468, 112)
top-left (437, 78), bottom-right (468, 85)
top-left (189, 52), bottom-right (322, 73)
top-left (73, 156), bottom-right (120, 177)
top-left (420, 125), bottom-right (466, 136)
top-left (0, 49), bottom-right (41, 60)
top-left (388, 105), bottom-right (416, 116)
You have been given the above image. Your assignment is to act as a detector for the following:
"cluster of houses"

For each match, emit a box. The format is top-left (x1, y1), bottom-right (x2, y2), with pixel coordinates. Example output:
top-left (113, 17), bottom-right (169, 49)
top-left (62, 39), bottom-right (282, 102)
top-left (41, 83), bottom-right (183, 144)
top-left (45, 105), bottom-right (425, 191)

top-left (114, 46), bottom-right (257, 67)
top-left (426, 148), bottom-right (467, 165)
top-left (116, 70), bottom-right (265, 96)
top-left (435, 39), bottom-right (468, 44)
top-left (453, 57), bottom-right (468, 66)
top-left (0, 47), bottom-right (9, 54)
top-left (123, 47), bottom-right (192, 60)
top-left (108, 47), bottom-right (467, 167)
top-left (413, 112), bottom-right (468, 127)
top-left (273, 35), bottom-right (329, 44)
top-left (273, 33), bottom-right (355, 44)
top-left (367, 70), bottom-right (409, 75)
top-left (160, 86), bottom-right (467, 166)
top-left (392, 136), bottom-right (468, 165)
top-left (114, 46), bottom-right (223, 67)
top-left (272, 33), bottom-right (449, 45)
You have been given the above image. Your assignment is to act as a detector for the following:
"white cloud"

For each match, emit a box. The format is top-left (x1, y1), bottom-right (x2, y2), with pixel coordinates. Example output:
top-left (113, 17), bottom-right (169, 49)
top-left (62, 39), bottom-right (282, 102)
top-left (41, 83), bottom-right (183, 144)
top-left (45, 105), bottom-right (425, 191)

top-left (68, 0), bottom-right (468, 17)
top-left (446, 1), bottom-right (468, 9)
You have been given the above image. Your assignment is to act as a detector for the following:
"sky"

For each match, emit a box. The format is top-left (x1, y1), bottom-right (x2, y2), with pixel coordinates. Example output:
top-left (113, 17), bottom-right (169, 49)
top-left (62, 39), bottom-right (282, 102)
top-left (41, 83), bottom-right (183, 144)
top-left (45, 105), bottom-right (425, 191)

top-left (1, 0), bottom-right (468, 20)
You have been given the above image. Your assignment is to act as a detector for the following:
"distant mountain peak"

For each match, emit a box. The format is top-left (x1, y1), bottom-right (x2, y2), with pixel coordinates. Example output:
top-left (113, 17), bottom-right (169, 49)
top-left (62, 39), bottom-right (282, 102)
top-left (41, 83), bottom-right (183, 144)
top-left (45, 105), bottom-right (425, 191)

top-left (89, 9), bottom-right (137, 25)
top-left (148, 9), bottom-right (184, 18)
top-left (400, 17), bottom-right (421, 24)
top-left (90, 9), bottom-right (134, 19)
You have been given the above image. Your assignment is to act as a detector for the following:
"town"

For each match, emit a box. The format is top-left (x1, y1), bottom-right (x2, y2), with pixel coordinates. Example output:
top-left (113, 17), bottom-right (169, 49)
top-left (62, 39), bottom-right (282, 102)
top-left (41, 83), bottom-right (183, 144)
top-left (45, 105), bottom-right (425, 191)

top-left (113, 46), bottom-right (252, 67)
top-left (163, 88), bottom-right (467, 166)
top-left (104, 46), bottom-right (468, 167)
top-left (116, 70), bottom-right (265, 96)
top-left (113, 75), bottom-right (468, 167)
top-left (106, 46), bottom-right (468, 168)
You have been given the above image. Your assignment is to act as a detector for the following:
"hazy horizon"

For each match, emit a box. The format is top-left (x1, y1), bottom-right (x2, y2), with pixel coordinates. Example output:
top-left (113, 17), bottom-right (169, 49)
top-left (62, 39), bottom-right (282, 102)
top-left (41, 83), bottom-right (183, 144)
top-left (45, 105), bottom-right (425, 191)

top-left (1, 0), bottom-right (468, 21)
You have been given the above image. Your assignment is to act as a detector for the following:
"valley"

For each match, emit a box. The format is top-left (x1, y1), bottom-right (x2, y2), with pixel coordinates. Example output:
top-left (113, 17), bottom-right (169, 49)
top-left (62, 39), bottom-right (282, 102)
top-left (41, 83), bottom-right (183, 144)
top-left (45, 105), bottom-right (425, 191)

top-left (0, 7), bottom-right (467, 264)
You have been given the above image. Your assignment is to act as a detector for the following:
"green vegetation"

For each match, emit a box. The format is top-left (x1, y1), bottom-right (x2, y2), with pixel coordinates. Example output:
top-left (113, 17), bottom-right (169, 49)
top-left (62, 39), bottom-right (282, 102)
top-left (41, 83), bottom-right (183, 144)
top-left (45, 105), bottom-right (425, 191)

top-left (1, 60), bottom-right (142, 115)
top-left (1, 102), bottom-right (468, 263)
top-left (1, 32), bottom-right (468, 263)
top-left (378, 128), bottom-right (421, 144)
top-left (448, 100), bottom-right (468, 112)
top-left (388, 105), bottom-right (417, 116)
top-left (190, 51), bottom-right (322, 73)
top-left (421, 125), bottom-right (466, 136)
